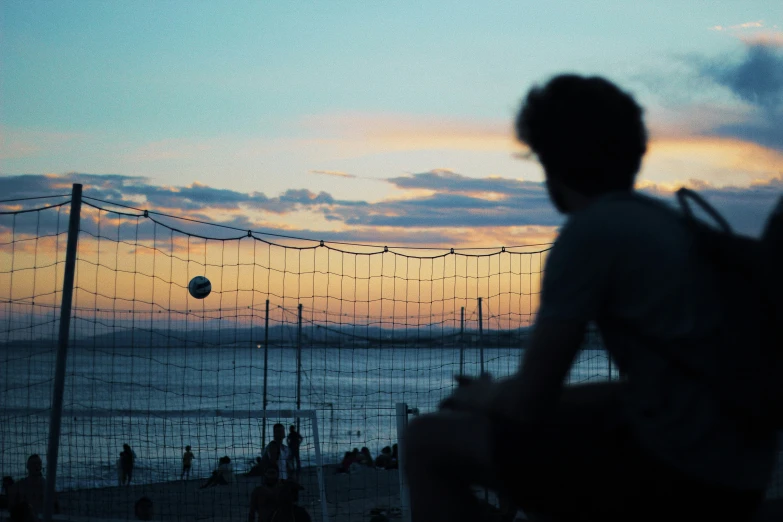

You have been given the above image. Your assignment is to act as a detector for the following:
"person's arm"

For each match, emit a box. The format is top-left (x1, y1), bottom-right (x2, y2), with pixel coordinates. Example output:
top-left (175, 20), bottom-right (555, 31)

top-left (443, 210), bottom-right (613, 419)
top-left (488, 318), bottom-right (585, 421)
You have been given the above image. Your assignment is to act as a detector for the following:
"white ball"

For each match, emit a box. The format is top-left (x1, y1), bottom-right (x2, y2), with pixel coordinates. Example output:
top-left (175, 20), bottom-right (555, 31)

top-left (188, 276), bottom-right (212, 299)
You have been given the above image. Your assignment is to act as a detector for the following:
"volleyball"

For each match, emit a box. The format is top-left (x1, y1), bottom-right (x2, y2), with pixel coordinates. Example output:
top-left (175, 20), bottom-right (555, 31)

top-left (188, 276), bottom-right (212, 299)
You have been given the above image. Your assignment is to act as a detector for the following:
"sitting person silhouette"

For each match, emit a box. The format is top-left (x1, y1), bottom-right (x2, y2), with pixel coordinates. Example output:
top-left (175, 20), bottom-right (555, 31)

top-left (246, 457), bottom-right (265, 477)
top-left (374, 446), bottom-right (393, 469)
top-left (403, 74), bottom-right (778, 522)
top-left (199, 456), bottom-right (233, 489)
top-left (358, 447), bottom-right (374, 467)
top-left (336, 451), bottom-right (354, 474)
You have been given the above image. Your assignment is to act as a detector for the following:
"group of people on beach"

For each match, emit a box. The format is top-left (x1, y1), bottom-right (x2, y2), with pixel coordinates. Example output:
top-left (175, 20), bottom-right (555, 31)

top-left (248, 423), bottom-right (311, 521)
top-left (337, 444), bottom-right (398, 474)
top-left (245, 424), bottom-right (303, 481)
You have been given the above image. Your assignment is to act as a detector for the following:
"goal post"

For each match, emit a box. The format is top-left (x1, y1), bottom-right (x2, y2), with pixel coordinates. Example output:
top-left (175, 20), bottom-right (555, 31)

top-left (39, 408), bottom-right (329, 522)
top-left (396, 403), bottom-right (419, 522)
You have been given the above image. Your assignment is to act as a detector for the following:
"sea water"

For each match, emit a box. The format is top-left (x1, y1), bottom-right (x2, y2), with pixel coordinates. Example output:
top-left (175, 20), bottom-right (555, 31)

top-left (0, 344), bottom-right (615, 490)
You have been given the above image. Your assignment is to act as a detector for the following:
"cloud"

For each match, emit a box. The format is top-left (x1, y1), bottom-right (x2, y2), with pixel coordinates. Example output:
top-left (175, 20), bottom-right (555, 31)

top-left (692, 44), bottom-right (783, 151)
top-left (701, 45), bottom-right (783, 109)
top-left (739, 31), bottom-right (783, 47)
top-left (1, 172), bottom-right (780, 250)
top-left (642, 136), bottom-right (783, 188)
top-left (300, 113), bottom-right (516, 153)
top-left (710, 20), bottom-right (765, 32)
top-left (0, 128), bottom-right (86, 161)
top-left (309, 170), bottom-right (356, 179)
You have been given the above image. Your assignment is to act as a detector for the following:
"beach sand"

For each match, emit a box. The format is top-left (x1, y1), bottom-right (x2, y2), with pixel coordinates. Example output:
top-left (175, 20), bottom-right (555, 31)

top-left (51, 465), bottom-right (402, 522)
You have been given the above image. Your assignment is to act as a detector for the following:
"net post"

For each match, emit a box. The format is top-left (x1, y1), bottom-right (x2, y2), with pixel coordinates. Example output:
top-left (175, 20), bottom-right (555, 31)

top-left (396, 403), bottom-right (412, 522)
top-left (459, 306), bottom-right (465, 376)
top-left (478, 297), bottom-right (484, 374)
top-left (296, 303), bottom-right (303, 431)
top-left (43, 183), bottom-right (82, 522)
top-left (308, 411), bottom-right (330, 522)
top-left (262, 298), bottom-right (270, 446)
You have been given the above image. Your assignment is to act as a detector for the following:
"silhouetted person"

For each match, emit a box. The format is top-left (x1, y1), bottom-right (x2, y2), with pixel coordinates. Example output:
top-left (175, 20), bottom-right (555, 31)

top-left (358, 447), bottom-right (374, 467)
top-left (404, 74), bottom-right (777, 522)
top-left (8, 455), bottom-right (57, 516)
top-left (250, 467), bottom-right (303, 522)
top-left (389, 444), bottom-right (398, 469)
top-left (121, 444), bottom-right (136, 485)
top-left (263, 423), bottom-right (293, 479)
top-left (267, 480), bottom-right (311, 522)
top-left (199, 456), bottom-right (233, 489)
top-left (134, 496), bottom-right (154, 521)
top-left (246, 456), bottom-right (265, 477)
top-left (116, 452), bottom-right (124, 486)
top-left (286, 425), bottom-right (303, 475)
top-left (374, 446), bottom-right (392, 469)
top-left (336, 451), bottom-right (353, 474)
top-left (181, 445), bottom-right (195, 480)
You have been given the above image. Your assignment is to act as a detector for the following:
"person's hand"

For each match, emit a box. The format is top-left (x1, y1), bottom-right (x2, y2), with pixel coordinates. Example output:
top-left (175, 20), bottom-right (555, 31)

top-left (438, 372), bottom-right (496, 413)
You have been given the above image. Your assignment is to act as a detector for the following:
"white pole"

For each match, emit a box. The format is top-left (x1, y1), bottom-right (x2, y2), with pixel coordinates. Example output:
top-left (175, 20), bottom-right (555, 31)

top-left (395, 403), bottom-right (412, 522)
top-left (310, 412), bottom-right (330, 522)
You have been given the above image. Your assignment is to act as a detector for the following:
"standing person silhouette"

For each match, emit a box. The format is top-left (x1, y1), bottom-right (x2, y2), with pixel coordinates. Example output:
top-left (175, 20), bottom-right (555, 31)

top-left (121, 445), bottom-right (136, 486)
top-left (263, 424), bottom-right (292, 480)
top-left (286, 425), bottom-right (303, 477)
top-left (181, 446), bottom-right (195, 481)
top-left (403, 74), bottom-right (777, 522)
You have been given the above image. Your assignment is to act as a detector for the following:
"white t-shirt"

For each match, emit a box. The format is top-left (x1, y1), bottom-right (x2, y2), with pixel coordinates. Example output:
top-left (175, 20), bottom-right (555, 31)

top-left (537, 191), bottom-right (777, 489)
top-left (265, 442), bottom-right (291, 479)
top-left (277, 445), bottom-right (290, 479)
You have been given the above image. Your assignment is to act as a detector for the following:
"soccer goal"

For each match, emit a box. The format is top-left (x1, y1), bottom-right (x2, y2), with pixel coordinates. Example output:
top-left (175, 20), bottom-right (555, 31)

top-left (24, 408), bottom-right (329, 522)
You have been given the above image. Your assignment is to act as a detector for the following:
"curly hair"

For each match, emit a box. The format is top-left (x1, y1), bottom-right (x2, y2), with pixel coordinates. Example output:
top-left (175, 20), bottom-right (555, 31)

top-left (515, 74), bottom-right (647, 195)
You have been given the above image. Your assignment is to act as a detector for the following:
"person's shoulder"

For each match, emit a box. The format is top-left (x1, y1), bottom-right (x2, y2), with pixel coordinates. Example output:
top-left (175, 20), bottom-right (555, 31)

top-left (561, 192), bottom-right (678, 244)
top-left (585, 191), bottom-right (677, 223)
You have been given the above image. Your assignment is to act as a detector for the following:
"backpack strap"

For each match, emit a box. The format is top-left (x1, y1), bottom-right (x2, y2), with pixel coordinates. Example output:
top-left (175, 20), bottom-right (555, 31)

top-left (676, 188), bottom-right (732, 233)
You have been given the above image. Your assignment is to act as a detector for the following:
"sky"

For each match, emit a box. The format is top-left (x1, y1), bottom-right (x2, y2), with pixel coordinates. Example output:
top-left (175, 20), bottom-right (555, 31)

top-left (2, 1), bottom-right (782, 248)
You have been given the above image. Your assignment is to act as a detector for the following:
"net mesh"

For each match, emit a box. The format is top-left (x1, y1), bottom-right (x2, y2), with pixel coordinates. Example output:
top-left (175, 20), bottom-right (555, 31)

top-left (1, 191), bottom-right (779, 522)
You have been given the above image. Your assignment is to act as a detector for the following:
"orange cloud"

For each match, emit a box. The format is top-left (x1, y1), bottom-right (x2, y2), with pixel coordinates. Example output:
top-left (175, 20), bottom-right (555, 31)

top-left (740, 31), bottom-right (783, 47)
top-left (309, 170), bottom-right (356, 179)
top-left (642, 136), bottom-right (783, 188)
top-left (0, 128), bottom-right (87, 160)
top-left (708, 19), bottom-right (783, 47)
top-left (300, 112), bottom-right (516, 153)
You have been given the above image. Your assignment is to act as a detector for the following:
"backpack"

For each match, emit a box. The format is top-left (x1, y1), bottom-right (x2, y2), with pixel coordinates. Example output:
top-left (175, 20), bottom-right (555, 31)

top-left (675, 187), bottom-right (783, 431)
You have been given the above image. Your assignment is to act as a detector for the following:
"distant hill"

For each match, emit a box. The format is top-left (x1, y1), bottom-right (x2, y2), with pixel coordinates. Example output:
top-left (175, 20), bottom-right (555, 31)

top-left (0, 323), bottom-right (534, 350)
